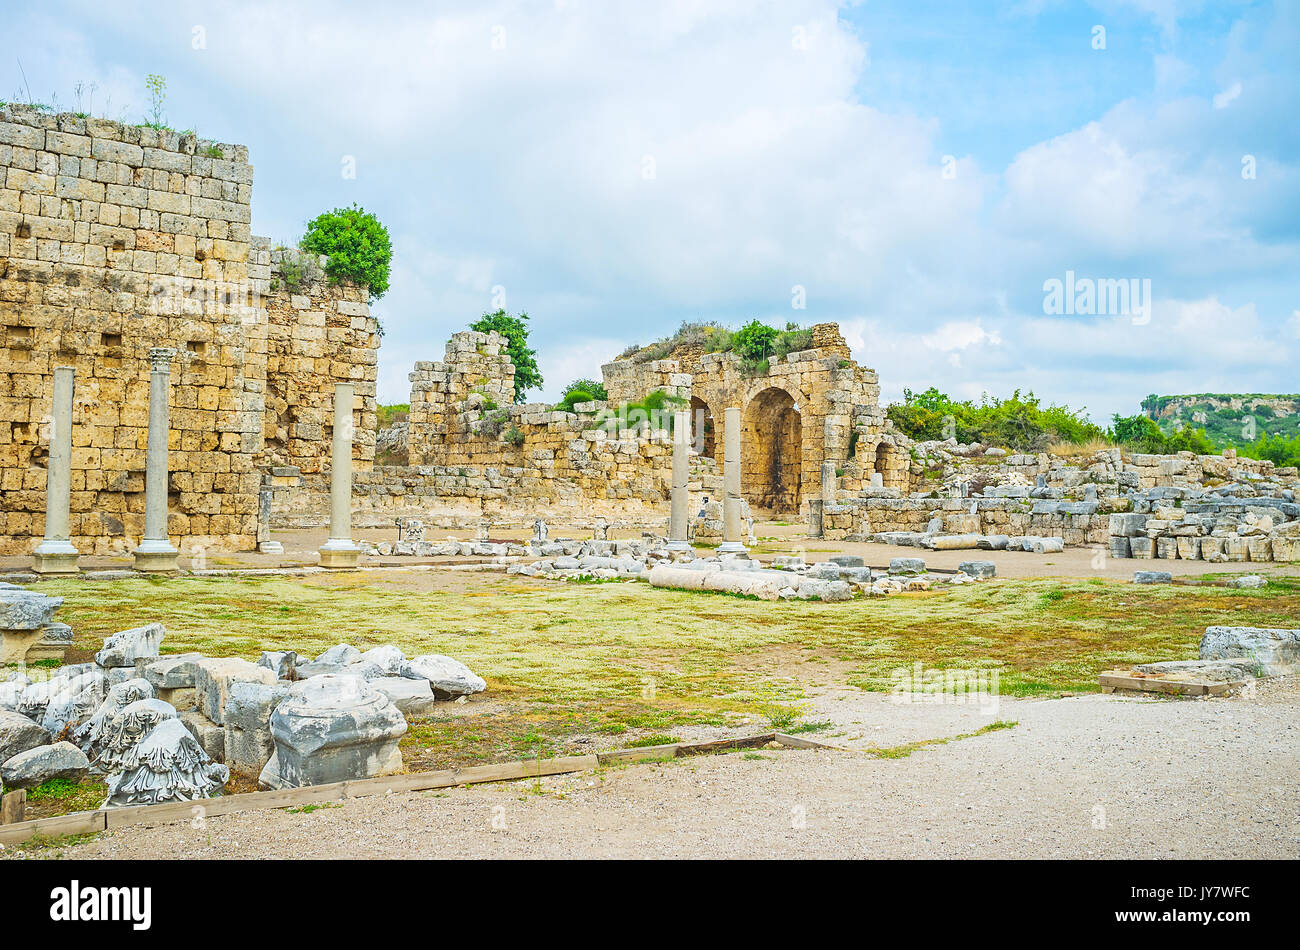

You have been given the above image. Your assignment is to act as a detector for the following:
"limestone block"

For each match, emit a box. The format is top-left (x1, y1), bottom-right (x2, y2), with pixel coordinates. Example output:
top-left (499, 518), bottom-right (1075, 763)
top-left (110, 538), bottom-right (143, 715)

top-left (1, 740), bottom-right (89, 790)
top-left (95, 622), bottom-right (165, 668)
top-left (179, 709), bottom-right (226, 762)
top-left (40, 669), bottom-right (106, 737)
top-left (400, 655), bottom-right (486, 699)
top-left (141, 652), bottom-right (206, 689)
top-left (889, 557), bottom-right (927, 575)
top-left (223, 680), bottom-right (290, 778)
top-left (194, 657), bottom-right (276, 725)
top-left (1133, 571), bottom-right (1173, 584)
top-left (1199, 626), bottom-right (1300, 677)
top-left (259, 675), bottom-right (407, 789)
top-left (0, 707), bottom-right (51, 764)
top-left (958, 560), bottom-right (996, 579)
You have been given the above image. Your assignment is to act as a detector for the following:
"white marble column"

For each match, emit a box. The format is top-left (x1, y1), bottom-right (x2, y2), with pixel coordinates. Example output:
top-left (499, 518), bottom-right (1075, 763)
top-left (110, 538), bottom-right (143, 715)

top-left (318, 382), bottom-right (361, 568)
top-left (32, 366), bottom-right (80, 573)
top-left (667, 409), bottom-right (690, 551)
top-left (719, 406), bottom-right (746, 554)
top-left (132, 348), bottom-right (180, 572)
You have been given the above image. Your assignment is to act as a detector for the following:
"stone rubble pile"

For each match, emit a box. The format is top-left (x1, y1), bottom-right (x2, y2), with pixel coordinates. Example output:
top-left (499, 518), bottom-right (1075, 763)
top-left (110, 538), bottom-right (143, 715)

top-left (0, 592), bottom-right (488, 806)
top-left (1107, 491), bottom-right (1300, 563)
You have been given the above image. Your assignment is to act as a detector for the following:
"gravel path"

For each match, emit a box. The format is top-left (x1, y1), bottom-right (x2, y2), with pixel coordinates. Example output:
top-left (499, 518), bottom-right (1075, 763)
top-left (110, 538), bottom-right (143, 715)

top-left (32, 678), bottom-right (1299, 860)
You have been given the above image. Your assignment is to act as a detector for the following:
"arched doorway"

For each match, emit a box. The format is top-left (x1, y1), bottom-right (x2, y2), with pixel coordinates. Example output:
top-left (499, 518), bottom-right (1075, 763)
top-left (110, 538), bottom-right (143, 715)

top-left (874, 439), bottom-right (906, 490)
top-left (690, 396), bottom-right (715, 458)
top-left (742, 388), bottom-right (802, 513)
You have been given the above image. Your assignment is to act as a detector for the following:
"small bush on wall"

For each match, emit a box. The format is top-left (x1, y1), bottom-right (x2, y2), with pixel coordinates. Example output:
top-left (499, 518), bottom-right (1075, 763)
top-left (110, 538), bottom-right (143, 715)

top-left (300, 204), bottom-right (393, 299)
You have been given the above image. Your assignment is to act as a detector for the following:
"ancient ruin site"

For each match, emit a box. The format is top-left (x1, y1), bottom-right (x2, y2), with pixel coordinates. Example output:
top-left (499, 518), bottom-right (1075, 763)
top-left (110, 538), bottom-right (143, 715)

top-left (0, 7), bottom-right (1297, 912)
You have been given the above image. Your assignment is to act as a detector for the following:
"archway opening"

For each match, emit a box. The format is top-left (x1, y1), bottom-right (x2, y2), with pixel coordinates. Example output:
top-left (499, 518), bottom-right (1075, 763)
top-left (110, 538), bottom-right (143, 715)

top-left (690, 396), bottom-right (715, 458)
top-left (741, 388), bottom-right (802, 514)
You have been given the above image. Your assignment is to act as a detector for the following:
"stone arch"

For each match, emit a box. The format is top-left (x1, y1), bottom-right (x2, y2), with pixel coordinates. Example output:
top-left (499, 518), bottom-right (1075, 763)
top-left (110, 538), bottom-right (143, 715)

top-left (741, 387), bottom-right (803, 513)
top-left (873, 438), bottom-right (908, 490)
top-left (690, 395), bottom-right (715, 459)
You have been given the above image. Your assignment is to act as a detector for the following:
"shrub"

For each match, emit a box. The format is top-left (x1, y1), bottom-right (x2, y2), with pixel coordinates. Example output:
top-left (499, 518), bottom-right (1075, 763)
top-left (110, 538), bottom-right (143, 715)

top-left (469, 309), bottom-right (542, 402)
top-left (554, 378), bottom-right (608, 412)
top-left (503, 425), bottom-right (527, 446)
top-left (887, 387), bottom-right (1106, 451)
top-left (300, 204), bottom-right (393, 298)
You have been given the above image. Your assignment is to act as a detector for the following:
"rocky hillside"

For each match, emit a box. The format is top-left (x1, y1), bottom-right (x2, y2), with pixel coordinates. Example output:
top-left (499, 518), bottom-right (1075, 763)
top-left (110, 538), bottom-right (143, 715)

top-left (1141, 394), bottom-right (1300, 444)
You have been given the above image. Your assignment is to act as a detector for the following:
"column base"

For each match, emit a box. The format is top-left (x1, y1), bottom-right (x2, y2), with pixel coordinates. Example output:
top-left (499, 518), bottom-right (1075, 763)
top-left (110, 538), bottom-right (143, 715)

top-left (132, 539), bottom-right (180, 573)
top-left (1, 629), bottom-right (43, 668)
top-left (259, 540), bottom-right (285, 554)
top-left (32, 540), bottom-right (80, 574)
top-left (319, 539), bottom-right (361, 569)
top-left (718, 541), bottom-right (749, 556)
top-left (665, 539), bottom-right (692, 552)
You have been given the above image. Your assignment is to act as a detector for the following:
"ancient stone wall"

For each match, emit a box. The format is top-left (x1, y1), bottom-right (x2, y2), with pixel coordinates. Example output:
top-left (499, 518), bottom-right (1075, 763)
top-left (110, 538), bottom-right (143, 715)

top-left (600, 322), bottom-right (903, 515)
top-left (0, 105), bottom-right (377, 555)
top-left (260, 241), bottom-right (379, 476)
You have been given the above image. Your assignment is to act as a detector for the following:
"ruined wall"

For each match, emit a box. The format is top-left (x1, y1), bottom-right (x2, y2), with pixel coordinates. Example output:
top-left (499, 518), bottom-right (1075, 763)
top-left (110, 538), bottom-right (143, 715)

top-left (600, 322), bottom-right (901, 514)
top-left (0, 105), bottom-right (377, 555)
top-left (260, 241), bottom-right (379, 476)
top-left (391, 329), bottom-right (671, 511)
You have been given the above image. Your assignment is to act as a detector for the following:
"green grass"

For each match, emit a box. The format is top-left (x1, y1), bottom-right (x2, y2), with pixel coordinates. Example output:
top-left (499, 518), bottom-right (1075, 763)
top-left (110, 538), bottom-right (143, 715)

top-left (865, 720), bottom-right (1018, 759)
top-left (34, 570), bottom-right (1300, 767)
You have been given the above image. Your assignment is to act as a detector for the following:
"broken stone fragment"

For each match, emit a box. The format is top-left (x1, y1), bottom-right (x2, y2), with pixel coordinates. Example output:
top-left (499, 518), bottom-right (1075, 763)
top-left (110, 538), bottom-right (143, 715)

top-left (40, 669), bottom-right (107, 737)
top-left (1, 740), bottom-right (89, 790)
top-left (0, 707), bottom-right (51, 764)
top-left (958, 560), bottom-right (996, 579)
top-left (1200, 626), bottom-right (1300, 677)
top-left (95, 623), bottom-right (165, 669)
top-left (313, 644), bottom-right (361, 666)
top-left (91, 698), bottom-right (179, 774)
top-left (223, 681), bottom-right (291, 778)
top-left (0, 588), bottom-right (64, 630)
top-left (141, 652), bottom-right (206, 690)
top-left (888, 557), bottom-right (927, 575)
top-left (399, 655), bottom-right (487, 699)
top-left (260, 674), bottom-right (406, 789)
top-left (257, 651), bottom-right (298, 679)
top-left (103, 718), bottom-right (229, 807)
top-left (1133, 571), bottom-right (1173, 584)
top-left (73, 678), bottom-right (154, 760)
top-left (194, 658), bottom-right (277, 725)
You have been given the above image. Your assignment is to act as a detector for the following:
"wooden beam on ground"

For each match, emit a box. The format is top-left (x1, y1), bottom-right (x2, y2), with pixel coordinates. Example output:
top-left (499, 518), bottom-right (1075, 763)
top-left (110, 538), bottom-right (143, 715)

top-left (773, 732), bottom-right (851, 751)
top-left (1098, 671), bottom-right (1237, 697)
top-left (0, 734), bottom-right (820, 846)
top-left (0, 789), bottom-right (26, 825)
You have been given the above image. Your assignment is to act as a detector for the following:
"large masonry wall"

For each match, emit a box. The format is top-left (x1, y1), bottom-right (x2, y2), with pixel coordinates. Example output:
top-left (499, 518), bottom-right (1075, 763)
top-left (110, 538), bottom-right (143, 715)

top-left (0, 105), bottom-right (377, 555)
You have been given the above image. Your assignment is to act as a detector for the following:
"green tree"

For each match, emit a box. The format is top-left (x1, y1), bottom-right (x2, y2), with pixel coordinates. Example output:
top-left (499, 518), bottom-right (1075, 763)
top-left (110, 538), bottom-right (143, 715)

top-left (470, 309), bottom-right (542, 402)
top-left (300, 204), bottom-right (393, 298)
top-left (554, 378), bottom-right (607, 412)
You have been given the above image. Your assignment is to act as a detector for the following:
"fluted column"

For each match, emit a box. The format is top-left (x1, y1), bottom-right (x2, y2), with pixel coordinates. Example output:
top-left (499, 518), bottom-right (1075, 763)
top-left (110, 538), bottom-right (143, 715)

top-left (32, 366), bottom-right (80, 573)
top-left (318, 383), bottom-right (361, 568)
top-left (719, 406), bottom-right (746, 555)
top-left (667, 409), bottom-right (690, 551)
top-left (132, 348), bottom-right (179, 572)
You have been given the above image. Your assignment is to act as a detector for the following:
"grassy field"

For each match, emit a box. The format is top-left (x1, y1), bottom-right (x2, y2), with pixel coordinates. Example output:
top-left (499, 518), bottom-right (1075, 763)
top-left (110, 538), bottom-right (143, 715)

top-left (31, 569), bottom-right (1299, 772)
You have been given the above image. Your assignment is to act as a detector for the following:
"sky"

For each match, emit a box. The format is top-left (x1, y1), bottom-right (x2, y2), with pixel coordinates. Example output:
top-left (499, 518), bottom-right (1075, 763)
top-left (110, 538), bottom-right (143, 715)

top-left (9, 0), bottom-right (1299, 423)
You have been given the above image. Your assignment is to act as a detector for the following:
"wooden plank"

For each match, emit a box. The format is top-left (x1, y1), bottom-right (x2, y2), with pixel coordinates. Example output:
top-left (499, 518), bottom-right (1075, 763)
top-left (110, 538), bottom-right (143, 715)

top-left (597, 744), bottom-right (679, 764)
top-left (0, 809), bottom-right (106, 847)
top-left (674, 733), bottom-right (775, 755)
top-left (773, 732), bottom-right (850, 751)
top-left (1096, 672), bottom-right (1236, 697)
top-left (1, 789), bottom-right (26, 825)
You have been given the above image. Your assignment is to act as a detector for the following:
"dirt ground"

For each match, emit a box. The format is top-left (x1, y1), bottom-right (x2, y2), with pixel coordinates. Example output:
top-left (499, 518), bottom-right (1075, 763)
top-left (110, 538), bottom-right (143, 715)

top-left (33, 677), bottom-right (1300, 860)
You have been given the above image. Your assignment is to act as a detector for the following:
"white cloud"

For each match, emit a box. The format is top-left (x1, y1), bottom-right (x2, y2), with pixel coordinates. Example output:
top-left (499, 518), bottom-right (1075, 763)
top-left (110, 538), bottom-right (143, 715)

top-left (1213, 80), bottom-right (1242, 108)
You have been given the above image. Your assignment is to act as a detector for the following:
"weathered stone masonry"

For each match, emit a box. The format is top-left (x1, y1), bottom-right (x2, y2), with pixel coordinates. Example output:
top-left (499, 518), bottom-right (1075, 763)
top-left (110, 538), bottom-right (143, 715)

top-left (0, 105), bottom-right (376, 555)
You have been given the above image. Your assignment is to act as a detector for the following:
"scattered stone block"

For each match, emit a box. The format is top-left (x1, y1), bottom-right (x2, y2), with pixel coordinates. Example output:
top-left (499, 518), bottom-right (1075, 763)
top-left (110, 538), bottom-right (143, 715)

top-left (95, 623), bottom-right (165, 668)
top-left (888, 557), bottom-right (926, 575)
top-left (223, 681), bottom-right (291, 778)
top-left (194, 658), bottom-right (276, 725)
top-left (1200, 626), bottom-right (1300, 677)
top-left (400, 655), bottom-right (487, 699)
top-left (141, 652), bottom-right (206, 689)
top-left (0, 708), bottom-right (51, 764)
top-left (367, 676), bottom-right (436, 716)
top-left (93, 698), bottom-right (179, 774)
top-left (829, 555), bottom-right (864, 568)
top-left (40, 670), bottom-right (106, 737)
top-left (1134, 571), bottom-right (1173, 584)
top-left (958, 560), bottom-right (996, 579)
top-left (260, 675), bottom-right (407, 789)
top-left (1229, 575), bottom-right (1267, 589)
top-left (1, 741), bottom-right (89, 790)
top-left (180, 709), bottom-right (226, 763)
top-left (257, 651), bottom-right (298, 679)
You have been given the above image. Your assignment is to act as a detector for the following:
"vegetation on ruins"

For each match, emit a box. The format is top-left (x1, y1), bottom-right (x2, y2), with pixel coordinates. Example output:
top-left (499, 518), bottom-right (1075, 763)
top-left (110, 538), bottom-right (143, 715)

top-left (620, 319), bottom-right (814, 375)
top-left (503, 425), bottom-right (527, 446)
top-left (888, 386), bottom-right (1300, 467)
top-left (887, 387), bottom-right (1104, 451)
top-left (597, 389), bottom-right (687, 431)
top-left (377, 404), bottom-right (409, 426)
top-left (554, 378), bottom-right (608, 412)
top-left (300, 204), bottom-right (393, 299)
top-left (469, 310), bottom-right (542, 401)
top-left (143, 73), bottom-right (167, 129)
top-left (270, 245), bottom-right (322, 293)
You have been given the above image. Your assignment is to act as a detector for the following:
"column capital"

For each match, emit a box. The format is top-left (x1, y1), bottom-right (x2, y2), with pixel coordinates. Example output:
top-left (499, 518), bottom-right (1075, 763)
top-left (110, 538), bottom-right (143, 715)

top-left (148, 347), bottom-right (177, 370)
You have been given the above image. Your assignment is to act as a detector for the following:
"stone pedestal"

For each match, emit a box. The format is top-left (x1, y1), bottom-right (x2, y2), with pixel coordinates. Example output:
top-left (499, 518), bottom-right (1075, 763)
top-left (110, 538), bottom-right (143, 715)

top-left (821, 460), bottom-right (838, 504)
top-left (133, 349), bottom-right (179, 572)
top-left (719, 407), bottom-right (747, 555)
top-left (667, 410), bottom-right (691, 551)
top-left (33, 367), bottom-right (80, 574)
top-left (318, 383), bottom-right (361, 569)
